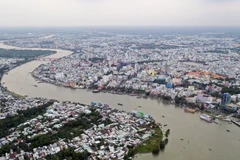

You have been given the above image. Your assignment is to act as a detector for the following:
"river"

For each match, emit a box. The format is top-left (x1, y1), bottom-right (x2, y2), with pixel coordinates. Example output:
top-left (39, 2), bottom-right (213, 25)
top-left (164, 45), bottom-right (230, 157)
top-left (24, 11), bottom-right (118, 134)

top-left (1, 43), bottom-right (239, 160)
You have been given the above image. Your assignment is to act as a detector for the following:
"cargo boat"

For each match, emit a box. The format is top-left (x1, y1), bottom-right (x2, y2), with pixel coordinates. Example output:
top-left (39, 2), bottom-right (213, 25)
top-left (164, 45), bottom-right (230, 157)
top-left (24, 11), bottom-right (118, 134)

top-left (78, 85), bottom-right (85, 89)
top-left (184, 107), bottom-right (195, 113)
top-left (104, 104), bottom-right (109, 108)
top-left (92, 90), bottom-right (100, 93)
top-left (215, 115), bottom-right (231, 122)
top-left (200, 114), bottom-right (213, 123)
top-left (91, 102), bottom-right (96, 106)
top-left (224, 104), bottom-right (238, 113)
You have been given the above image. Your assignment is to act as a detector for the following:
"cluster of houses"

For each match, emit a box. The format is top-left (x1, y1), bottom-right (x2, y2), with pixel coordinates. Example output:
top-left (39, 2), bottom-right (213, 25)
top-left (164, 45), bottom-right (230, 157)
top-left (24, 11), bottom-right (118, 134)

top-left (29, 33), bottom-right (240, 115)
top-left (1, 102), bottom-right (156, 160)
top-left (0, 58), bottom-right (49, 120)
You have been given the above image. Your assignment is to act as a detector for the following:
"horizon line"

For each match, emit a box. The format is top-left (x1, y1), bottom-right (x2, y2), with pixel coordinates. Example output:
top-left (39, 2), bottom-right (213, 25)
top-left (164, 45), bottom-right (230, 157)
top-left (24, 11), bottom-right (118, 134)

top-left (0, 25), bottom-right (240, 28)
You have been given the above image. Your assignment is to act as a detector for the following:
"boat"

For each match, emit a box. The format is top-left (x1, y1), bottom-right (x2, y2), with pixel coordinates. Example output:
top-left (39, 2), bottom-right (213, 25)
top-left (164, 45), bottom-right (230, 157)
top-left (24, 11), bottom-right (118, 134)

top-left (34, 85), bottom-right (38, 87)
top-left (145, 89), bottom-right (150, 96)
top-left (170, 100), bottom-right (175, 104)
top-left (92, 90), bottom-right (100, 93)
top-left (200, 114), bottom-right (213, 123)
top-left (91, 102), bottom-right (97, 106)
top-left (104, 104), bottom-right (109, 108)
top-left (184, 107), bottom-right (195, 113)
top-left (222, 118), bottom-right (231, 122)
top-left (224, 104), bottom-right (238, 113)
top-left (142, 95), bottom-right (148, 99)
top-left (78, 85), bottom-right (85, 89)
top-left (118, 103), bottom-right (123, 106)
top-left (215, 114), bottom-right (233, 122)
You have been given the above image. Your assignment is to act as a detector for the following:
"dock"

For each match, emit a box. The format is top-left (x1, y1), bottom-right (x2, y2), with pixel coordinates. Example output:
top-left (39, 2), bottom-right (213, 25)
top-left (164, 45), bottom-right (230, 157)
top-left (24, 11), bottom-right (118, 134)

top-left (231, 118), bottom-right (240, 127)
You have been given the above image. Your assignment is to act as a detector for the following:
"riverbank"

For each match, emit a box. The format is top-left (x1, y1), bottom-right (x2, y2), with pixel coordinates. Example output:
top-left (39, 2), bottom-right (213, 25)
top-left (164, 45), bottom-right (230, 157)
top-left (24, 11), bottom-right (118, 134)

top-left (0, 43), bottom-right (68, 99)
top-left (135, 126), bottom-right (163, 154)
top-left (1, 44), bottom-right (240, 160)
top-left (32, 71), bottom-right (239, 124)
top-left (0, 99), bottom-right (166, 159)
top-left (30, 51), bottom-right (240, 123)
top-left (0, 43), bottom-right (167, 158)
top-left (0, 44), bottom-right (169, 159)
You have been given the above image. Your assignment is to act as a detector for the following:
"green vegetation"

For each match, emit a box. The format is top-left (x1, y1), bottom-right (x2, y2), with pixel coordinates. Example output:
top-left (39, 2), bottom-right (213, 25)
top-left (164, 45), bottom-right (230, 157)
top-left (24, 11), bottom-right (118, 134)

top-left (89, 57), bottom-right (104, 63)
top-left (164, 138), bottom-right (168, 144)
top-left (0, 142), bottom-right (23, 156)
top-left (129, 126), bottom-right (170, 157)
top-left (0, 109), bottom-right (104, 156)
top-left (152, 145), bottom-right (160, 155)
top-left (0, 60), bottom-right (28, 80)
top-left (210, 92), bottom-right (222, 98)
top-left (175, 96), bottom-right (186, 104)
top-left (0, 48), bottom-right (56, 59)
top-left (21, 110), bottom-right (103, 151)
top-left (165, 129), bottom-right (170, 137)
top-left (159, 141), bottom-right (165, 150)
top-left (224, 77), bottom-right (236, 82)
top-left (45, 147), bottom-right (90, 160)
top-left (135, 126), bottom-right (163, 154)
top-left (124, 147), bottom-right (136, 160)
top-left (0, 66), bottom-right (7, 76)
top-left (124, 125), bottom-right (165, 159)
top-left (222, 86), bottom-right (240, 95)
top-left (0, 101), bottom-right (53, 138)
top-left (159, 138), bottom-right (168, 150)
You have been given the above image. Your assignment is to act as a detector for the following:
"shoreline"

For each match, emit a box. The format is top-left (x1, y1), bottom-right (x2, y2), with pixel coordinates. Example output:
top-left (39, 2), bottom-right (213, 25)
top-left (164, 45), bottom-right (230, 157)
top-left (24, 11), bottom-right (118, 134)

top-left (31, 67), bottom-right (228, 118)
top-left (1, 42), bottom-right (237, 122)
top-left (0, 44), bottom-right (168, 158)
top-left (1, 43), bottom-right (240, 160)
top-left (1, 42), bottom-right (236, 122)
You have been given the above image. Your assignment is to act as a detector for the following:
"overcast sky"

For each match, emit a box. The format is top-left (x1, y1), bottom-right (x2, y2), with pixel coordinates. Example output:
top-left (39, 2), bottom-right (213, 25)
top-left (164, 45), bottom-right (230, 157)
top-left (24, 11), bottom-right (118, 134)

top-left (0, 0), bottom-right (239, 27)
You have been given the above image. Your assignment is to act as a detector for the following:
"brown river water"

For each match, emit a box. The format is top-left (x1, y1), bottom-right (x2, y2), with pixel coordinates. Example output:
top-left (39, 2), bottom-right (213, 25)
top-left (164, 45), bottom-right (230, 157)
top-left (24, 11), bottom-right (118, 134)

top-left (0, 43), bottom-right (239, 160)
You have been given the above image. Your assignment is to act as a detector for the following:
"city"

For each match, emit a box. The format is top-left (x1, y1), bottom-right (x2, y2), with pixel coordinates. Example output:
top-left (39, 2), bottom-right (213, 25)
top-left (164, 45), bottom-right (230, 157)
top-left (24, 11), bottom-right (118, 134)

top-left (0, 0), bottom-right (240, 160)
top-left (0, 29), bottom-right (239, 160)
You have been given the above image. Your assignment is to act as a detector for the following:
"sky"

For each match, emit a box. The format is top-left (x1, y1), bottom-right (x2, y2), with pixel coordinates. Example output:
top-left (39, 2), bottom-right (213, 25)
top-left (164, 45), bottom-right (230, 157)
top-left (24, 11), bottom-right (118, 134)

top-left (0, 0), bottom-right (239, 27)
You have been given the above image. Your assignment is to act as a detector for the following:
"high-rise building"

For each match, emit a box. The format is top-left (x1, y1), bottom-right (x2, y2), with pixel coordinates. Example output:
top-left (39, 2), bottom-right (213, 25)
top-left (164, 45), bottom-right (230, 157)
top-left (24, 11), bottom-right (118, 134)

top-left (74, 40), bottom-right (79, 52)
top-left (222, 93), bottom-right (231, 105)
top-left (135, 63), bottom-right (139, 72)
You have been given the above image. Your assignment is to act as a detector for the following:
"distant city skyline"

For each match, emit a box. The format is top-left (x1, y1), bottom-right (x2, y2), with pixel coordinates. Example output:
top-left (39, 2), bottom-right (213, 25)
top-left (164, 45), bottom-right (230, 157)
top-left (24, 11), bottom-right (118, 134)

top-left (0, 0), bottom-right (240, 27)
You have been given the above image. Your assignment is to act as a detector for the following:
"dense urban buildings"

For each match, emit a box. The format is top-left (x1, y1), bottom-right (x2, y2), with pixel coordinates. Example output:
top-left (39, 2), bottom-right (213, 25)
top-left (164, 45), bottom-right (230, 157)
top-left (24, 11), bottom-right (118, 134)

top-left (0, 28), bottom-right (240, 160)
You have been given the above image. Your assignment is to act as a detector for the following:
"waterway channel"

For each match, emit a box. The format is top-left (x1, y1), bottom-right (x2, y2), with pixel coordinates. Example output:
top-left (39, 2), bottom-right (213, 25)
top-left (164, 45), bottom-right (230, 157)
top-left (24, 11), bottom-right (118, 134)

top-left (1, 43), bottom-right (240, 160)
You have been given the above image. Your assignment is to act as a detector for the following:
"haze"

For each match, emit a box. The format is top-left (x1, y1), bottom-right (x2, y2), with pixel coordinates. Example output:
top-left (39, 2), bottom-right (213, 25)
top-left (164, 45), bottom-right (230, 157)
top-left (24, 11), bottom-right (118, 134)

top-left (0, 0), bottom-right (240, 27)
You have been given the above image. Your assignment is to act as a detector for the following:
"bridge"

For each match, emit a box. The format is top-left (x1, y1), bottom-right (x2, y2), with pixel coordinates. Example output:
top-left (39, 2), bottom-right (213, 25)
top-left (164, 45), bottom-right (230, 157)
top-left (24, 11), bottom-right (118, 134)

top-left (35, 58), bottom-right (58, 61)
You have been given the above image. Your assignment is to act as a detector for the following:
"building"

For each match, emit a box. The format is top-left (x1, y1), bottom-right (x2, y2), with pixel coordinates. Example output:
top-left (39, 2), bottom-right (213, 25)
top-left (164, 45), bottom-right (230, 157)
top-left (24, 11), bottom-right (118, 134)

top-left (221, 93), bottom-right (231, 105)
top-left (197, 94), bottom-right (213, 104)
top-left (74, 40), bottom-right (79, 53)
